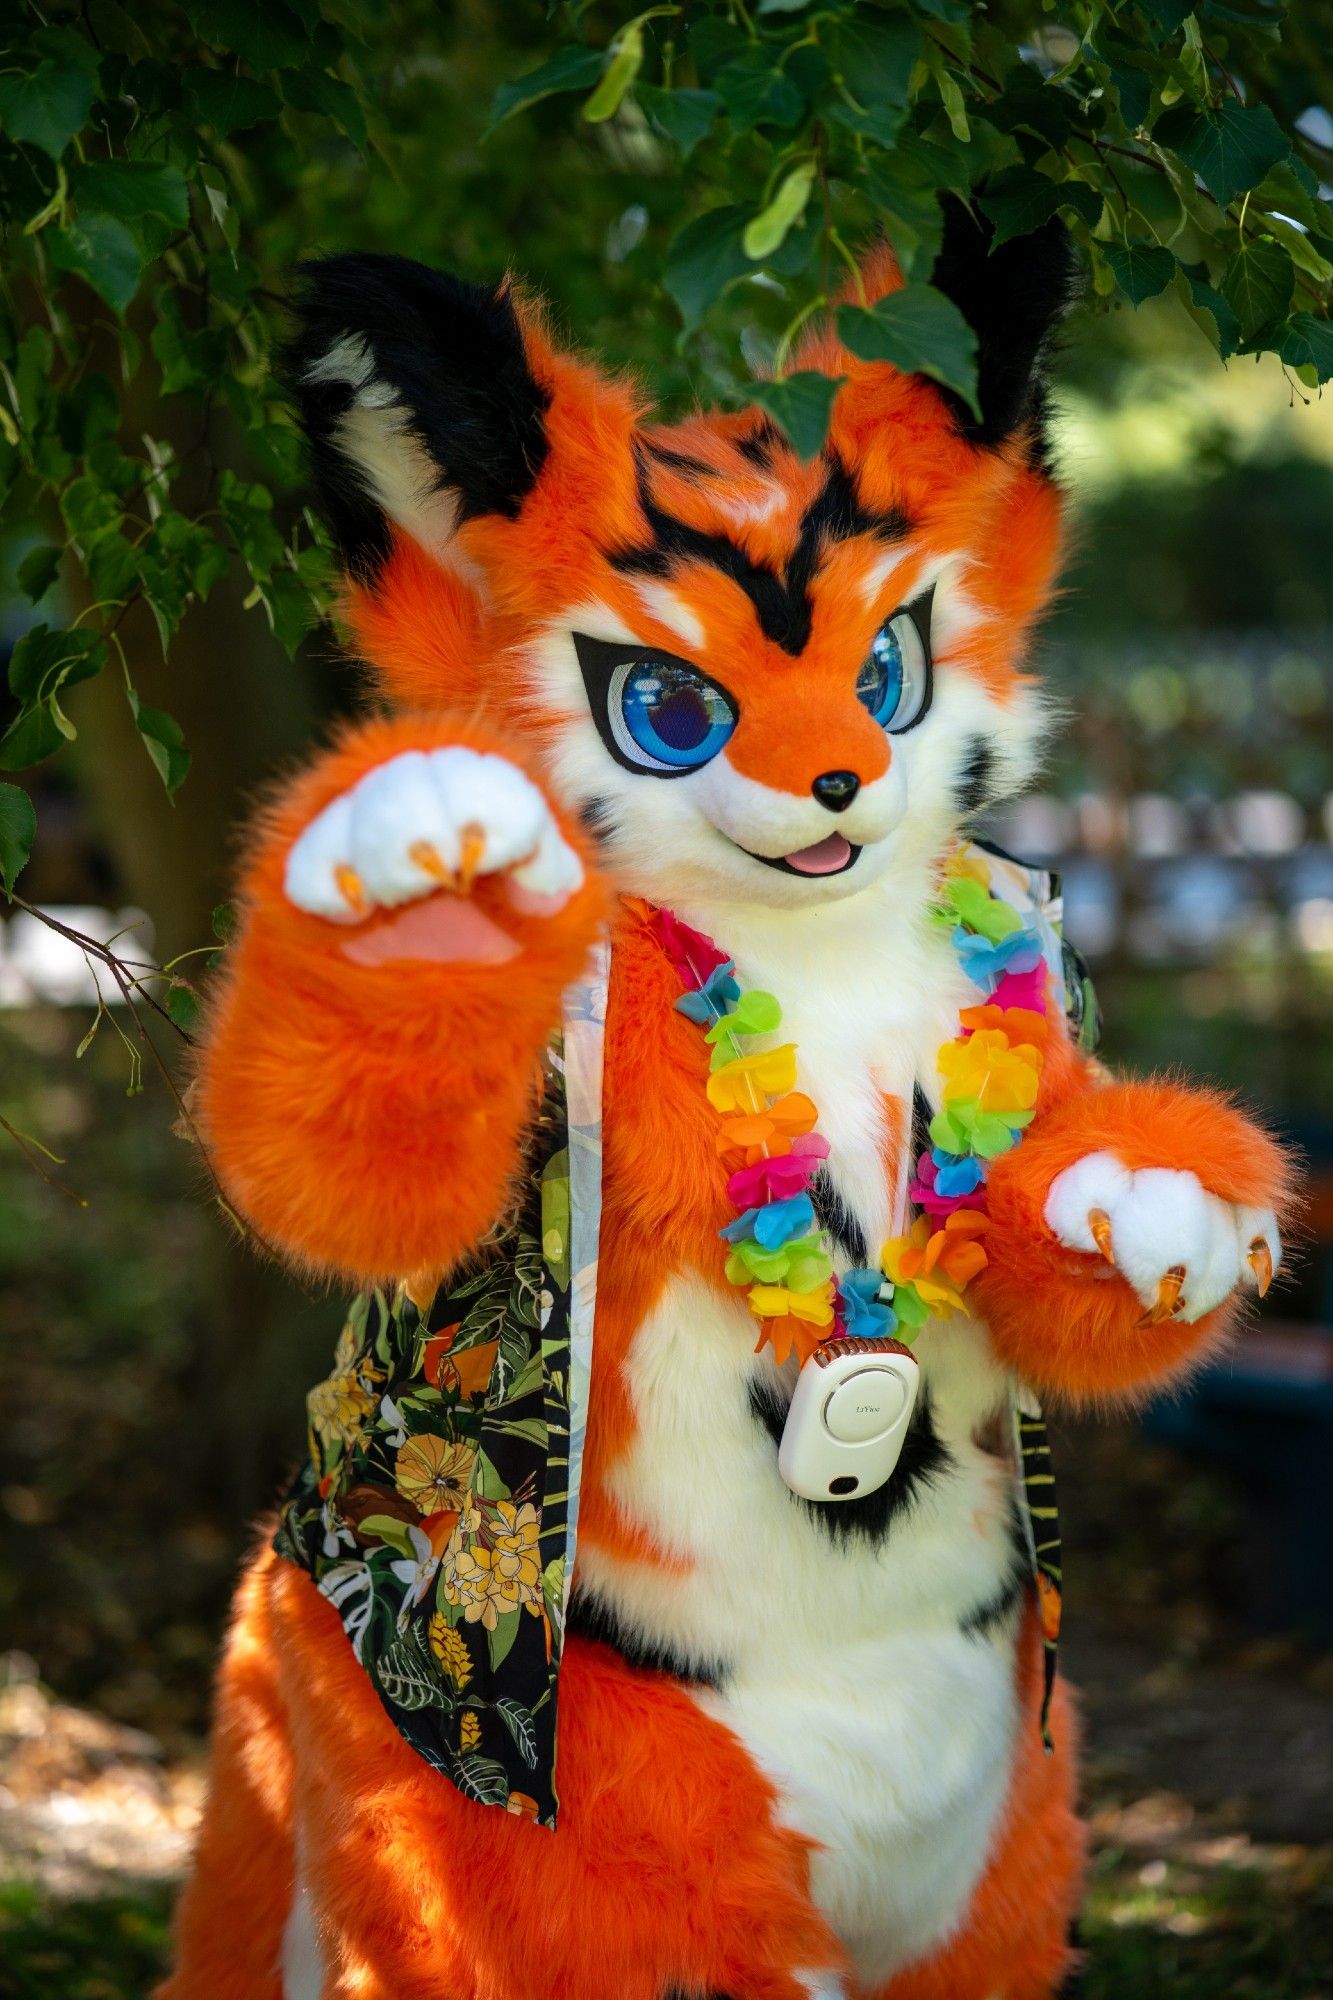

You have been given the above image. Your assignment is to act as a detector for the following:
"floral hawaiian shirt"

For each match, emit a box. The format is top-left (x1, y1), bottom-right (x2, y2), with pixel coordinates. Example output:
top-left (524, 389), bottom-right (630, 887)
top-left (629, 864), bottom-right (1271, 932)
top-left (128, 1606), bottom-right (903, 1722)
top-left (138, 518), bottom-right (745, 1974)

top-left (274, 949), bottom-right (607, 1828)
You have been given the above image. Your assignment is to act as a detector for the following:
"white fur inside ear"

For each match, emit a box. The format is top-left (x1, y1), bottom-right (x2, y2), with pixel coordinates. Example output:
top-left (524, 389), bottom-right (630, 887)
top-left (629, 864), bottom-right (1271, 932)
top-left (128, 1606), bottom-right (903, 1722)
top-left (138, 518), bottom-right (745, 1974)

top-left (303, 339), bottom-right (463, 565)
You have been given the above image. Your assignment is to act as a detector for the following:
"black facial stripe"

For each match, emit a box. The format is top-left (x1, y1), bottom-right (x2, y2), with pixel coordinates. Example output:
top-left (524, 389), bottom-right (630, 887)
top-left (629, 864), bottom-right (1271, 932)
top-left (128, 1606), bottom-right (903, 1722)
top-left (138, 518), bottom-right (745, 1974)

top-left (572, 631), bottom-right (734, 780)
top-left (641, 438), bottom-right (718, 479)
top-left (610, 449), bottom-right (912, 658)
top-left (955, 735), bottom-right (996, 815)
top-left (735, 417), bottom-right (780, 466)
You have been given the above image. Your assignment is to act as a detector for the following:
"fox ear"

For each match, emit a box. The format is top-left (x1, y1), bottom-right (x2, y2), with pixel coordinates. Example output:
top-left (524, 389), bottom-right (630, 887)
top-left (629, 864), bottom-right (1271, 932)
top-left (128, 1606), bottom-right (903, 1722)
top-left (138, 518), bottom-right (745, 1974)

top-left (928, 195), bottom-right (1078, 453)
top-left (286, 254), bottom-right (552, 581)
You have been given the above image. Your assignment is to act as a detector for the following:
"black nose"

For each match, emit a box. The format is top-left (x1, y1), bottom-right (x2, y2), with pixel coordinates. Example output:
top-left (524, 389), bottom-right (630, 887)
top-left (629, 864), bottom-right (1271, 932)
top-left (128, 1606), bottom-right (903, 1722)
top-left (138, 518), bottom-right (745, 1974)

top-left (811, 770), bottom-right (860, 813)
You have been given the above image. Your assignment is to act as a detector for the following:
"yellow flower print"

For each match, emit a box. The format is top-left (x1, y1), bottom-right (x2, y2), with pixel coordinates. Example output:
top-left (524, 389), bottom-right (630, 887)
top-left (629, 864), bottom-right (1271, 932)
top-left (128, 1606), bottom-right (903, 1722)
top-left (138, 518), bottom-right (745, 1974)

top-left (459, 1711), bottom-right (482, 1753)
top-left (440, 1500), bottom-right (544, 1631)
top-left (427, 1613), bottom-right (473, 1690)
top-left (305, 1322), bottom-right (385, 1454)
top-left (394, 1434), bottom-right (476, 1516)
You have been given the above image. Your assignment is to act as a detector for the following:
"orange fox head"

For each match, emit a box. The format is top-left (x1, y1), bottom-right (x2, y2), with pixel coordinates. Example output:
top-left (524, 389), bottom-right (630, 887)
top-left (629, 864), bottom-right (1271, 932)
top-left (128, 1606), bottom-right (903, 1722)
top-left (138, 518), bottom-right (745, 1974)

top-left (289, 204), bottom-right (1073, 908)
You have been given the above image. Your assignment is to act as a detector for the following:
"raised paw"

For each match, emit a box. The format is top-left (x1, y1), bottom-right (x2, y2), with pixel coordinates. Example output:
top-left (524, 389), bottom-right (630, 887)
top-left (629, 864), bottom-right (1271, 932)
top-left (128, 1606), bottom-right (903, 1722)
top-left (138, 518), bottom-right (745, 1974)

top-left (1045, 1151), bottom-right (1280, 1325)
top-left (283, 747), bottom-right (583, 923)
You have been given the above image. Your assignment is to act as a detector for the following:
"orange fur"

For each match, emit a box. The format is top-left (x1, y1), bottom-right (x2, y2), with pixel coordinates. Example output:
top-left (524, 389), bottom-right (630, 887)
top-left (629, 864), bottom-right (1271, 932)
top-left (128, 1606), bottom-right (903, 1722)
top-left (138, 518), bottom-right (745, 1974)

top-left (195, 713), bottom-right (606, 1283)
top-left (169, 242), bottom-right (1296, 2000)
top-left (164, 1551), bottom-right (846, 2000)
top-left (974, 1043), bottom-right (1293, 1400)
top-left (158, 1547), bottom-right (295, 2000)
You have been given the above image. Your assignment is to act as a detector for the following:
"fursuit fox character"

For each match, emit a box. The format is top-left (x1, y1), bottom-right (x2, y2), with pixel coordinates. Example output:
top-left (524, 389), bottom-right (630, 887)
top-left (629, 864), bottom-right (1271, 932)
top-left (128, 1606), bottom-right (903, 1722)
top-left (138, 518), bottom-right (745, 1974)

top-left (161, 205), bottom-right (1290, 2000)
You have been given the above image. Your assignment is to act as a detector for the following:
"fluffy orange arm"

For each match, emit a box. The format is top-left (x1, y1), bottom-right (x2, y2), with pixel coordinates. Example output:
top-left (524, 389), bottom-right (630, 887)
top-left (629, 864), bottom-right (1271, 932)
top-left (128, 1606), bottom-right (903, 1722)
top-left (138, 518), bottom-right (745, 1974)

top-left (973, 1032), bottom-right (1294, 1402)
top-left (193, 714), bottom-right (606, 1286)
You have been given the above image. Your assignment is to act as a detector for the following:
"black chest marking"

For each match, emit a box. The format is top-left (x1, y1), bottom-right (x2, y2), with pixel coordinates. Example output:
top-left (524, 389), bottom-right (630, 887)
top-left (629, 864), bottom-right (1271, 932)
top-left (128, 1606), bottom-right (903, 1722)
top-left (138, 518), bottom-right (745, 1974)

top-left (810, 1166), bottom-right (869, 1266)
top-left (960, 1497), bottom-right (1029, 1640)
top-left (748, 1378), bottom-right (953, 1548)
top-left (567, 1587), bottom-right (728, 1690)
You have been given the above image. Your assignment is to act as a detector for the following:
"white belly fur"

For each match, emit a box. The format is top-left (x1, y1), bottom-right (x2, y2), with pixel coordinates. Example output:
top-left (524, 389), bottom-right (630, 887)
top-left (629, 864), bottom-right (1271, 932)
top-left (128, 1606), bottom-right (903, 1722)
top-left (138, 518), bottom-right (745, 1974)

top-left (579, 1272), bottom-right (1024, 1987)
top-left (581, 890), bottom-right (1031, 1982)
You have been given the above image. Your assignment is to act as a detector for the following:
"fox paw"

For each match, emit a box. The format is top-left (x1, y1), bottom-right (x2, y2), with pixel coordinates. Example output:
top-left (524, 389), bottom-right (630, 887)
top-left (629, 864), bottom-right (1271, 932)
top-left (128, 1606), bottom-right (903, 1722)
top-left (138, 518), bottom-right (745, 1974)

top-left (1045, 1152), bottom-right (1280, 1325)
top-left (283, 748), bottom-right (583, 922)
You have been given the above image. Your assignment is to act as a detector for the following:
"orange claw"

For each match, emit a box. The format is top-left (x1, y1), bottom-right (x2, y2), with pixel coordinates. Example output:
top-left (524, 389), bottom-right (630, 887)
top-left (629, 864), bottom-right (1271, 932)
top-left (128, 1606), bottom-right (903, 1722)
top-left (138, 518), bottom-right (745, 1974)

top-left (1138, 1264), bottom-right (1187, 1327)
top-left (333, 864), bottom-right (367, 917)
top-left (408, 839), bottom-right (455, 888)
top-left (1248, 1236), bottom-right (1274, 1298)
top-left (1088, 1207), bottom-right (1116, 1264)
top-left (458, 823), bottom-right (486, 893)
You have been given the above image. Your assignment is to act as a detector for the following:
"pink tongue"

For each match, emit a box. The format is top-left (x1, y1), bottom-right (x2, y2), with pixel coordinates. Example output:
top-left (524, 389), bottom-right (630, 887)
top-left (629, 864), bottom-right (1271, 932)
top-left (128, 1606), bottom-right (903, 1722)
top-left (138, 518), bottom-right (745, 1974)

top-left (784, 833), bottom-right (853, 876)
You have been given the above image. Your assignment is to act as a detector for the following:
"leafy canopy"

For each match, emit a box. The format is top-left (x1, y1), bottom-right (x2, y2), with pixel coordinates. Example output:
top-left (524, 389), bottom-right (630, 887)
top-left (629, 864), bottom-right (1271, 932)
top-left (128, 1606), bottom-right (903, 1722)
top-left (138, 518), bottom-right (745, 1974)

top-left (0, 0), bottom-right (1330, 897)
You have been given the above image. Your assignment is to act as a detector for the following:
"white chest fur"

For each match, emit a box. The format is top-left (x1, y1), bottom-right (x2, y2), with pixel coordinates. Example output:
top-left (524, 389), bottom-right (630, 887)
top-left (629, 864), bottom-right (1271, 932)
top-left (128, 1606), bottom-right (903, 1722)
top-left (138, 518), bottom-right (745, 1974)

top-left (581, 888), bottom-right (1027, 1981)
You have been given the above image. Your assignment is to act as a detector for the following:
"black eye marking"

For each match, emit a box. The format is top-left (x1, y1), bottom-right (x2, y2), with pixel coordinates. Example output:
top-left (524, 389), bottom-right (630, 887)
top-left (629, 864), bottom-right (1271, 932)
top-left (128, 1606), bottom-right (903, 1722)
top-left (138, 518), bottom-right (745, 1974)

top-left (859, 583), bottom-right (936, 735)
top-left (571, 632), bottom-right (737, 779)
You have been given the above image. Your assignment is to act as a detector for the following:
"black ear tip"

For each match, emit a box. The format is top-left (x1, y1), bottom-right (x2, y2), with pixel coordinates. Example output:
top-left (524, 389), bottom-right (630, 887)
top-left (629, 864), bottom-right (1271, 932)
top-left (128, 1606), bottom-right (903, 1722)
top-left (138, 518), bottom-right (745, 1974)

top-left (275, 250), bottom-right (552, 579)
top-left (930, 194), bottom-right (1079, 452)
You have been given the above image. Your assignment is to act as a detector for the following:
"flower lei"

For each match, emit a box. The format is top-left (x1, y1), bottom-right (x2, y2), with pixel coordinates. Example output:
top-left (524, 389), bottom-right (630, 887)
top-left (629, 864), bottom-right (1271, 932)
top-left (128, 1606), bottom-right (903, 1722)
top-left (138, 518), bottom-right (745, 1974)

top-left (656, 849), bottom-right (1051, 1369)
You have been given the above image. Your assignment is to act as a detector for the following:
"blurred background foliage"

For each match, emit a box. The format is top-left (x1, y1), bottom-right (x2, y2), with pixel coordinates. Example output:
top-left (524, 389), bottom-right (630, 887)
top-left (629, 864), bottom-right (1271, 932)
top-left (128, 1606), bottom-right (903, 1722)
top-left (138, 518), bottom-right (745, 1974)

top-left (1, 2), bottom-right (1332, 1995)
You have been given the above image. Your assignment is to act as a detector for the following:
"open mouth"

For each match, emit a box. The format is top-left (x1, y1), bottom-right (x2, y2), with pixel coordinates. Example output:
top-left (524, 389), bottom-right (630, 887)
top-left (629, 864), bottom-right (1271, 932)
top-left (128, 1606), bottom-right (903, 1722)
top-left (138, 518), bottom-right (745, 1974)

top-left (740, 833), bottom-right (863, 878)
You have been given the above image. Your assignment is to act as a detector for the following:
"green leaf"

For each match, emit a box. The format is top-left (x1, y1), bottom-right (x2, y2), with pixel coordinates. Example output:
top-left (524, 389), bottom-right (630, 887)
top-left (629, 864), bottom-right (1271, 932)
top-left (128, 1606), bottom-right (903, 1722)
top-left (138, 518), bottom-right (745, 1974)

top-left (662, 204), bottom-right (749, 329)
top-left (485, 46), bottom-right (604, 137)
top-left (978, 168), bottom-right (1101, 248)
top-left (747, 374), bottom-right (844, 461)
top-left (165, 982), bottom-right (201, 1032)
top-left (0, 703), bottom-right (64, 769)
top-left (129, 696), bottom-right (191, 795)
top-left (279, 67), bottom-right (368, 149)
top-left (1140, 0), bottom-right (1194, 35)
top-left (16, 546), bottom-right (62, 602)
top-left (1220, 237), bottom-right (1295, 340)
top-left (211, 900), bottom-right (238, 944)
top-left (1279, 312), bottom-right (1333, 384)
top-left (713, 53), bottom-right (805, 135)
top-left (71, 160), bottom-right (190, 229)
top-left (836, 286), bottom-right (980, 420)
top-left (486, 1608), bottom-right (522, 1674)
top-left (182, 69), bottom-right (281, 133)
top-left (1102, 240), bottom-right (1176, 305)
top-left (1155, 102), bottom-right (1290, 210)
top-left (583, 22), bottom-right (643, 124)
top-left (0, 783), bottom-right (36, 895)
top-left (743, 162), bottom-right (816, 261)
top-left (8, 626), bottom-right (106, 706)
top-left (49, 216), bottom-right (143, 316)
top-left (638, 86), bottom-right (720, 158)
top-left (182, 0), bottom-right (311, 71)
top-left (1182, 271), bottom-right (1242, 361)
top-left (375, 1637), bottom-right (449, 1711)
top-left (494, 1697), bottom-right (539, 1769)
top-left (829, 18), bottom-right (921, 110)
top-left (448, 1752), bottom-right (510, 1807)
top-left (0, 62), bottom-right (94, 160)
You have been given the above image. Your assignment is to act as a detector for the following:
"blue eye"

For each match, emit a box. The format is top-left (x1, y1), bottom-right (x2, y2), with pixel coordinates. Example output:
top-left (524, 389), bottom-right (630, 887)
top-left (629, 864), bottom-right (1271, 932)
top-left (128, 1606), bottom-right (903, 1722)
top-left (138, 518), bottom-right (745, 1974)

top-left (857, 605), bottom-right (931, 732)
top-left (614, 658), bottom-right (737, 772)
